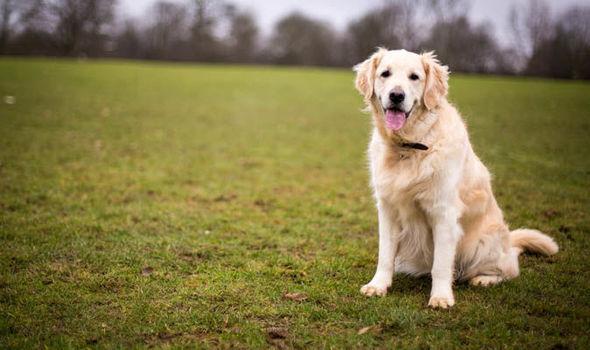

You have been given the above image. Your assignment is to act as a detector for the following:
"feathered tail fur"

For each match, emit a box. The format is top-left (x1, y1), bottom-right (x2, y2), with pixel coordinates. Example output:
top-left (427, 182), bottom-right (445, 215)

top-left (511, 228), bottom-right (559, 256)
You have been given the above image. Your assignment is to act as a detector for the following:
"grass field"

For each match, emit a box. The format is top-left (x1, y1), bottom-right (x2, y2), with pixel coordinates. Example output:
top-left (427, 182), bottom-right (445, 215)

top-left (1, 58), bottom-right (589, 349)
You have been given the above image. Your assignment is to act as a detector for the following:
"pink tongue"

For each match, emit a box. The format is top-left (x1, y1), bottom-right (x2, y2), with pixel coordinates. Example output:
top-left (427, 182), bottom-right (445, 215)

top-left (385, 109), bottom-right (406, 131)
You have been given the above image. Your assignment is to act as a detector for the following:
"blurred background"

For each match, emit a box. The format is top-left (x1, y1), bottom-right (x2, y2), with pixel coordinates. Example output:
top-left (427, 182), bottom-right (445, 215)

top-left (1, 2), bottom-right (589, 347)
top-left (1, 0), bottom-right (589, 79)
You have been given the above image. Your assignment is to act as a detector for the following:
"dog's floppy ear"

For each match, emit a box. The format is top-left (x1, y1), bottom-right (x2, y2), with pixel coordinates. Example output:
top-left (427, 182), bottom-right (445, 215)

top-left (421, 51), bottom-right (449, 111)
top-left (354, 48), bottom-right (387, 102)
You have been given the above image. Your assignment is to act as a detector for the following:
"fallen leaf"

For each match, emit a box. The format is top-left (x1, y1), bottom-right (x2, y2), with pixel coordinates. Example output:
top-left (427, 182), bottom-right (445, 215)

top-left (269, 339), bottom-right (288, 350)
top-left (86, 337), bottom-right (98, 345)
top-left (213, 193), bottom-right (237, 202)
top-left (239, 158), bottom-right (261, 168)
top-left (254, 199), bottom-right (266, 206)
top-left (266, 327), bottom-right (288, 339)
top-left (283, 292), bottom-right (308, 302)
top-left (357, 326), bottom-right (372, 335)
top-left (141, 266), bottom-right (154, 276)
top-left (357, 325), bottom-right (382, 335)
top-left (157, 332), bottom-right (180, 340)
top-left (542, 209), bottom-right (560, 219)
top-left (3, 96), bottom-right (15, 105)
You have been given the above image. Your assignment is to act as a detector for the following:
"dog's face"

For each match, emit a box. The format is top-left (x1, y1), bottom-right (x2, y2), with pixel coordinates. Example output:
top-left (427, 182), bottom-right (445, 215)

top-left (374, 50), bottom-right (425, 130)
top-left (354, 49), bottom-right (449, 134)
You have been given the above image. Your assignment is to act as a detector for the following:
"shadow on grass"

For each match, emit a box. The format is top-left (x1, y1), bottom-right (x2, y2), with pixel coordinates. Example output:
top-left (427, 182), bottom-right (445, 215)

top-left (390, 273), bottom-right (476, 295)
top-left (390, 274), bottom-right (431, 295)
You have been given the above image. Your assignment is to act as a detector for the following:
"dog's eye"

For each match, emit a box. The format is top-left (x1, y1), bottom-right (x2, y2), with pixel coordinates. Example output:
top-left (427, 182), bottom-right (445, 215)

top-left (409, 73), bottom-right (419, 81)
top-left (381, 70), bottom-right (391, 78)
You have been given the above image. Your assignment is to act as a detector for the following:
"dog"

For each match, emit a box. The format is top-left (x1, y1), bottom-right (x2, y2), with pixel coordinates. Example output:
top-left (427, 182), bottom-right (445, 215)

top-left (353, 48), bottom-right (558, 308)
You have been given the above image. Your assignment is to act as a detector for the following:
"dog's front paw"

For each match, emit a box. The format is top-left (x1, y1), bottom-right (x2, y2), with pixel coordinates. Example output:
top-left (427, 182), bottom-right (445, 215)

top-left (360, 283), bottom-right (388, 297)
top-left (428, 295), bottom-right (455, 309)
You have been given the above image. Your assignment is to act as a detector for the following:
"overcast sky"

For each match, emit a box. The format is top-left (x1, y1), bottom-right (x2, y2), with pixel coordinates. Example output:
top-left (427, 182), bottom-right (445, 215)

top-left (117, 0), bottom-right (589, 45)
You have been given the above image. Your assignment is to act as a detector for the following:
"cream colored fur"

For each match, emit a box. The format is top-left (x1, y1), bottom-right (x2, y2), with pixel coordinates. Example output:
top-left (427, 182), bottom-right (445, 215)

top-left (354, 49), bottom-right (558, 308)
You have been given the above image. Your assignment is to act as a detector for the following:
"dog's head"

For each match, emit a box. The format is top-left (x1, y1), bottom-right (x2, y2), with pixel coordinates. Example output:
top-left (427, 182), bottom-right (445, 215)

top-left (354, 48), bottom-right (449, 134)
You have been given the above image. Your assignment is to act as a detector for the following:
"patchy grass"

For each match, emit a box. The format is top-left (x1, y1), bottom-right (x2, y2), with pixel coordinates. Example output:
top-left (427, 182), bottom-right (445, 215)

top-left (0, 58), bottom-right (589, 349)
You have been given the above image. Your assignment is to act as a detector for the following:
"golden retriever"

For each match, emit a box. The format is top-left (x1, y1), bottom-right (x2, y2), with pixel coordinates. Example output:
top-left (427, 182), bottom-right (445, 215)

top-left (354, 48), bottom-right (558, 308)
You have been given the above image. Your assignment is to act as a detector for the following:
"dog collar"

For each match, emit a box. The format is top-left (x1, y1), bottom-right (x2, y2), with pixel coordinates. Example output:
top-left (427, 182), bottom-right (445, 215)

top-left (399, 142), bottom-right (429, 151)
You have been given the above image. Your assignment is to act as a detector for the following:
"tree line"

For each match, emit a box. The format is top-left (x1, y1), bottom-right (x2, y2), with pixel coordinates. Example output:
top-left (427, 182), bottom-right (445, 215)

top-left (1, 0), bottom-right (589, 79)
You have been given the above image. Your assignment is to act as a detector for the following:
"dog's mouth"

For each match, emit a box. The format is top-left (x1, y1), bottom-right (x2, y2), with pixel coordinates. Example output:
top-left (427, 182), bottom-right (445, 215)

top-left (384, 106), bottom-right (412, 131)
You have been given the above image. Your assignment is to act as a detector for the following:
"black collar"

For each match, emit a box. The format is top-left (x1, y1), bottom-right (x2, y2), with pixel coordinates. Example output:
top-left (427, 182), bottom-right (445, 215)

top-left (399, 142), bottom-right (429, 151)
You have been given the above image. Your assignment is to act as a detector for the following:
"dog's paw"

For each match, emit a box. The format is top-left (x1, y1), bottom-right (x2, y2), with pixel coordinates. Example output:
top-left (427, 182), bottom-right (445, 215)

top-left (428, 295), bottom-right (455, 309)
top-left (360, 283), bottom-right (388, 297)
top-left (469, 275), bottom-right (502, 287)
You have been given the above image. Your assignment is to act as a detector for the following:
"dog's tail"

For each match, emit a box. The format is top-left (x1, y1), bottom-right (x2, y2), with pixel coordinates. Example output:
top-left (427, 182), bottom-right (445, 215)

top-left (510, 228), bottom-right (559, 256)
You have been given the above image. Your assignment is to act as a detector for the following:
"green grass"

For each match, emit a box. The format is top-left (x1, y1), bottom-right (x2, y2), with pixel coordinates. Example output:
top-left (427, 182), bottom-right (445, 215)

top-left (1, 58), bottom-right (589, 349)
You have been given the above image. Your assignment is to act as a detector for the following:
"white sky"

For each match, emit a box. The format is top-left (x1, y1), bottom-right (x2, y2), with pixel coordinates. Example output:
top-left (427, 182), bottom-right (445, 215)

top-left (117, 0), bottom-right (590, 44)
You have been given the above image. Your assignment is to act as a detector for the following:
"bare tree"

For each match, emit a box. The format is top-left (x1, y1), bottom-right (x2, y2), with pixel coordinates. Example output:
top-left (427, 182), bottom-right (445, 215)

top-left (47, 0), bottom-right (116, 56)
top-left (144, 1), bottom-right (188, 60)
top-left (0, 0), bottom-right (44, 53)
top-left (189, 0), bottom-right (221, 61)
top-left (226, 8), bottom-right (258, 63)
top-left (509, 0), bottom-right (552, 63)
top-left (561, 5), bottom-right (590, 78)
top-left (395, 0), bottom-right (424, 50)
top-left (344, 0), bottom-right (427, 66)
top-left (423, 0), bottom-right (470, 58)
top-left (427, 0), bottom-right (470, 23)
top-left (0, 0), bottom-right (16, 52)
top-left (19, 0), bottom-right (45, 30)
top-left (115, 19), bottom-right (142, 59)
top-left (526, 5), bottom-right (590, 79)
top-left (422, 17), bottom-right (513, 73)
top-left (4, 0), bottom-right (51, 55)
top-left (86, 0), bottom-right (116, 55)
top-left (419, 0), bottom-right (519, 74)
top-left (345, 4), bottom-right (401, 66)
top-left (1, 0), bottom-right (588, 79)
top-left (270, 12), bottom-right (338, 66)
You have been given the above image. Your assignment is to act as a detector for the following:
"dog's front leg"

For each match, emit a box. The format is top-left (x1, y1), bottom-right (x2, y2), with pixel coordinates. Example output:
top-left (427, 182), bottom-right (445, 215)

top-left (428, 205), bottom-right (462, 308)
top-left (361, 200), bottom-right (398, 297)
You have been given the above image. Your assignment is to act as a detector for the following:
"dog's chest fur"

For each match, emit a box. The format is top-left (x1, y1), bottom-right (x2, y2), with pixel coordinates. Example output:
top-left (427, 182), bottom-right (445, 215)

top-left (369, 131), bottom-right (435, 203)
top-left (368, 130), bottom-right (438, 275)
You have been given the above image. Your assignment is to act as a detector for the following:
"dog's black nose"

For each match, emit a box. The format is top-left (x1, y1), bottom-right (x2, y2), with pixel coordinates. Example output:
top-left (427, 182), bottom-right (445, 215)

top-left (389, 91), bottom-right (405, 104)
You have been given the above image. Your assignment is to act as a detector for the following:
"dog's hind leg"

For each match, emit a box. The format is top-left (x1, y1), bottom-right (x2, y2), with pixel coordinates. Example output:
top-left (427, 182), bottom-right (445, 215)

top-left (460, 229), bottom-right (520, 287)
top-left (469, 275), bottom-right (503, 287)
top-left (469, 229), bottom-right (559, 287)
top-left (467, 240), bottom-right (521, 287)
